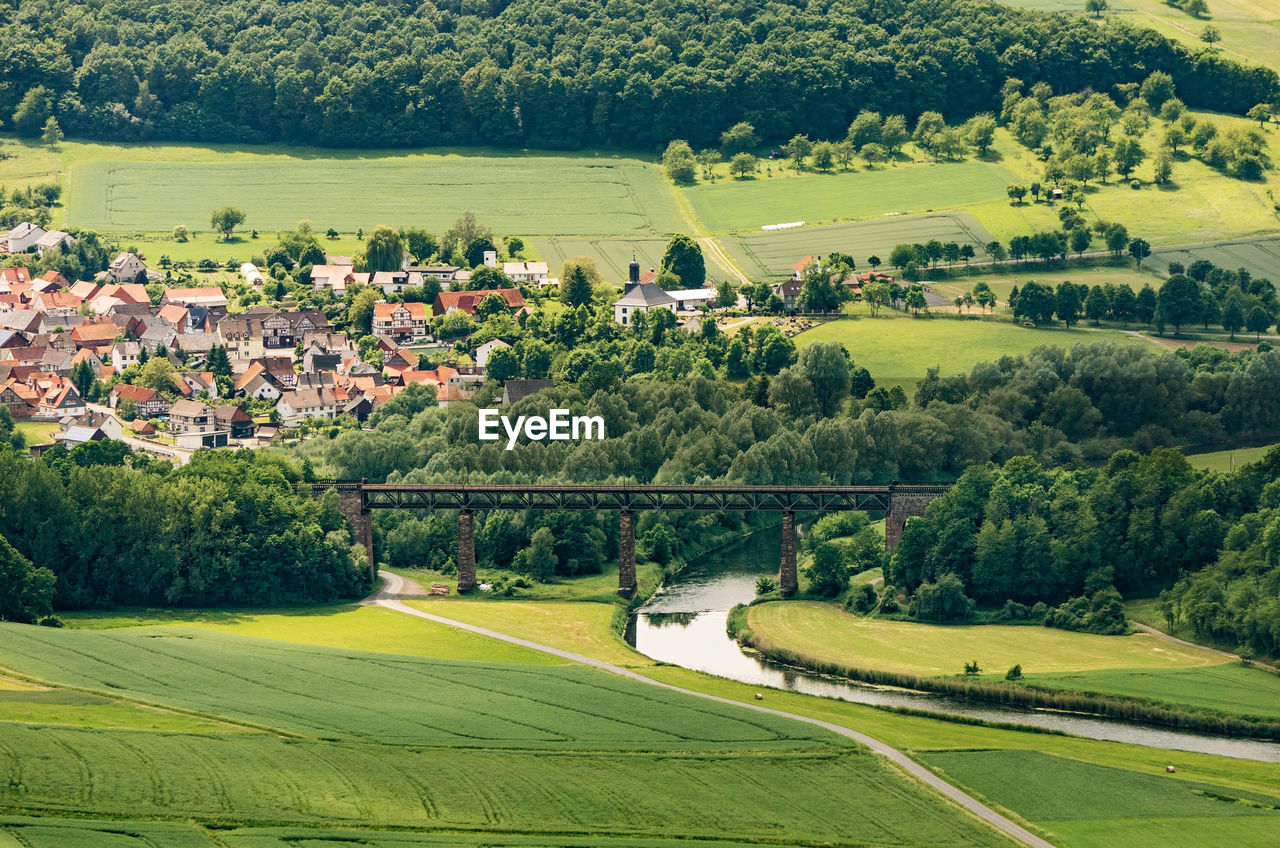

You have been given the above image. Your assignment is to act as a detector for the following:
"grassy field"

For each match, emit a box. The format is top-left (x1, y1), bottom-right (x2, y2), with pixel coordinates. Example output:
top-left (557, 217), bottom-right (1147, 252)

top-left (747, 601), bottom-right (1280, 719)
top-left (748, 602), bottom-right (1223, 678)
top-left (793, 315), bottom-right (1149, 385)
top-left (685, 159), bottom-right (1017, 233)
top-left (999, 0), bottom-right (1280, 73)
top-left (722, 212), bottom-right (997, 279)
top-left (0, 622), bottom-right (1014, 847)
top-left (921, 749), bottom-right (1280, 848)
top-left (1026, 664), bottom-right (1280, 720)
top-left (1186, 442), bottom-right (1280, 471)
top-left (405, 599), bottom-right (649, 667)
top-left (13, 420), bottom-right (60, 445)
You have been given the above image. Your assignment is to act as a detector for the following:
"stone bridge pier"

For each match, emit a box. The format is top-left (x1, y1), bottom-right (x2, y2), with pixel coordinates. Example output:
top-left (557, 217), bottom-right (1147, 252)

top-left (457, 511), bottom-right (476, 592)
top-left (885, 489), bottom-right (937, 552)
top-left (334, 483), bottom-right (376, 582)
top-left (618, 511), bottom-right (637, 598)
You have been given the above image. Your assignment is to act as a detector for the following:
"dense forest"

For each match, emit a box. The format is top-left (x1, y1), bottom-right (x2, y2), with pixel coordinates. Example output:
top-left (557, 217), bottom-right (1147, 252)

top-left (890, 448), bottom-right (1280, 654)
top-left (0, 447), bottom-right (371, 613)
top-left (1, 0), bottom-right (1275, 150)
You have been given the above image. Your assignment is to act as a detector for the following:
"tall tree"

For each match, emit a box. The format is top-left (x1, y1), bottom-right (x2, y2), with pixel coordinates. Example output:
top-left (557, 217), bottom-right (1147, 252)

top-left (0, 535), bottom-right (54, 624)
top-left (797, 341), bottom-right (851, 417)
top-left (1155, 274), bottom-right (1201, 334)
top-left (210, 207), bottom-right (246, 240)
top-left (560, 261), bottom-right (594, 306)
top-left (660, 235), bottom-right (705, 288)
top-left (361, 226), bottom-right (406, 272)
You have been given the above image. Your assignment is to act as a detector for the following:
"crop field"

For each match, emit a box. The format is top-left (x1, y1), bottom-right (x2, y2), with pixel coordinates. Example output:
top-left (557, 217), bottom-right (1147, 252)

top-left (793, 316), bottom-right (1148, 385)
top-left (683, 160), bottom-right (1017, 234)
top-left (0, 815), bottom-right (220, 848)
top-left (645, 665), bottom-right (1280, 795)
top-left (925, 262), bottom-right (1166, 305)
top-left (921, 750), bottom-right (1280, 848)
top-left (722, 212), bottom-right (997, 279)
top-left (0, 624), bottom-right (815, 748)
top-left (61, 603), bottom-right (564, 665)
top-left (747, 602), bottom-right (1222, 678)
top-left (1148, 234), bottom-right (1280, 281)
top-left (69, 154), bottom-right (687, 235)
top-left (1186, 442), bottom-right (1280, 471)
top-left (0, 623), bottom-right (1016, 847)
top-left (531, 235), bottom-right (738, 282)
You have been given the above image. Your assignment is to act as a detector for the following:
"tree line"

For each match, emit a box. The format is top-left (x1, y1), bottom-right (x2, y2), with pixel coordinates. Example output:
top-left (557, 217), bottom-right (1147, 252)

top-left (0, 447), bottom-right (371, 612)
top-left (2, 0), bottom-right (1275, 152)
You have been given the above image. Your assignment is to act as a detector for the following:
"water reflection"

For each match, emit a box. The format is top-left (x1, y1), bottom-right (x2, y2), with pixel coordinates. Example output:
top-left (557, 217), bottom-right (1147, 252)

top-left (629, 528), bottom-right (1280, 763)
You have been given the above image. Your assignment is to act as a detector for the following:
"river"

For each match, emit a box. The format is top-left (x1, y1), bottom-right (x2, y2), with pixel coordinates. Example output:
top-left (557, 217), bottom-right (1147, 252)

top-left (627, 528), bottom-right (1280, 763)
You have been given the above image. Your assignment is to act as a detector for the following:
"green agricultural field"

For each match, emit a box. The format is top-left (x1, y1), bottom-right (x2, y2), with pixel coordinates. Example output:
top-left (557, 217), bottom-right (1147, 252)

top-left (644, 664), bottom-right (1280, 798)
top-left (793, 315), bottom-right (1149, 385)
top-left (0, 684), bottom-right (244, 733)
top-left (61, 603), bottom-right (564, 665)
top-left (747, 602), bottom-right (1222, 678)
top-left (723, 212), bottom-right (997, 279)
top-left (925, 261), bottom-right (1166, 305)
top-left (684, 159), bottom-right (1017, 234)
top-left (0, 624), bottom-right (804, 748)
top-left (0, 624), bottom-right (1013, 847)
top-left (0, 815), bottom-right (221, 848)
top-left (1186, 442), bottom-right (1280, 471)
top-left (531, 235), bottom-right (739, 283)
top-left (0, 137), bottom-right (691, 235)
top-left (1148, 234), bottom-right (1280, 281)
top-left (921, 750), bottom-right (1280, 848)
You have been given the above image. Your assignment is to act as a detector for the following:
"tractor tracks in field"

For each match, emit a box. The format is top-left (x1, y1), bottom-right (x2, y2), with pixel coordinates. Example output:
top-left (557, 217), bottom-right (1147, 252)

top-left (371, 570), bottom-right (1057, 848)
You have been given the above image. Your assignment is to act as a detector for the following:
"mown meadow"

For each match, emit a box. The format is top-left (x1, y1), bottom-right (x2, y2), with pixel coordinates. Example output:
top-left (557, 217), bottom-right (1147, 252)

top-left (744, 601), bottom-right (1280, 723)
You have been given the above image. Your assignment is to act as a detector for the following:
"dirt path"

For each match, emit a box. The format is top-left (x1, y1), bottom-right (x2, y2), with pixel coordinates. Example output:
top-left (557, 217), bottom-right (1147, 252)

top-left (372, 570), bottom-right (1056, 848)
top-left (1132, 622), bottom-right (1276, 673)
top-left (699, 236), bottom-right (751, 284)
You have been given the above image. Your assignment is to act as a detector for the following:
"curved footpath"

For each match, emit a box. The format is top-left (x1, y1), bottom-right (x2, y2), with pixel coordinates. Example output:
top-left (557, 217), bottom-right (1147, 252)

top-left (371, 570), bottom-right (1056, 848)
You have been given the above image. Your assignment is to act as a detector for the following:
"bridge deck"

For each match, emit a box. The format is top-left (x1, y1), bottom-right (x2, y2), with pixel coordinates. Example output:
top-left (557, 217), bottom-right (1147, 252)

top-left (309, 482), bottom-right (950, 512)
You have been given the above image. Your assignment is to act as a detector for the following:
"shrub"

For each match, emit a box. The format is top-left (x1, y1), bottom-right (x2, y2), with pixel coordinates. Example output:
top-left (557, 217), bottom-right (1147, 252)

top-left (755, 575), bottom-right (778, 596)
top-left (963, 659), bottom-right (981, 675)
top-left (1005, 664), bottom-right (1023, 680)
top-left (847, 582), bottom-right (878, 613)
top-left (910, 572), bottom-right (975, 623)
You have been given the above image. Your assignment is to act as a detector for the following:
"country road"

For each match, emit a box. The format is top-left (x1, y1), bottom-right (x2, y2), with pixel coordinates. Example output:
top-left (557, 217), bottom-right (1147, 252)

top-left (371, 569), bottom-right (1057, 848)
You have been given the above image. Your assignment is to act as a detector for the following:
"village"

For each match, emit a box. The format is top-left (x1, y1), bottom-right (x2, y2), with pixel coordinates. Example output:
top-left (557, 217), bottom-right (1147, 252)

top-left (0, 222), bottom-right (849, 461)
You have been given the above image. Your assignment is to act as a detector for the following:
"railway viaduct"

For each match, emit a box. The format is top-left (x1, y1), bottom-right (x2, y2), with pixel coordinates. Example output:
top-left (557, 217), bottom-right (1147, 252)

top-left (311, 482), bottom-right (949, 598)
